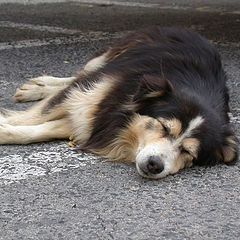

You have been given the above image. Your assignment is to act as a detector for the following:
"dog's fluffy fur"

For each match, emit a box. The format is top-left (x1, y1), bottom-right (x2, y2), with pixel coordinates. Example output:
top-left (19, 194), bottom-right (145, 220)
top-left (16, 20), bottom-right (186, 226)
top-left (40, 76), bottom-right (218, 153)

top-left (0, 27), bottom-right (238, 179)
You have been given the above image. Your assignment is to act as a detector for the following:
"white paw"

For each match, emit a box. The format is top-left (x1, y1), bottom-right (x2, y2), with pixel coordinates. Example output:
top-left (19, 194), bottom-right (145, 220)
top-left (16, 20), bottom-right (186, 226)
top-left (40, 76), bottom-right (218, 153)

top-left (0, 123), bottom-right (15, 144)
top-left (13, 80), bottom-right (45, 102)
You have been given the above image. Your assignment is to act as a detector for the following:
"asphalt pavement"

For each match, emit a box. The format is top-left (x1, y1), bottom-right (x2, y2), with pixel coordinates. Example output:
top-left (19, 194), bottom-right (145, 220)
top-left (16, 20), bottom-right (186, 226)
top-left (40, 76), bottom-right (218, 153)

top-left (0, 1), bottom-right (240, 239)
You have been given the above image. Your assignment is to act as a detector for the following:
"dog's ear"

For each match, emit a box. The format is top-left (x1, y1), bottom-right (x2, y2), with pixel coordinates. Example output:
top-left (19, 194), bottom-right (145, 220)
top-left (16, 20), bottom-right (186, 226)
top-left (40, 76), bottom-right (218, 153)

top-left (133, 74), bottom-right (173, 102)
top-left (217, 129), bottom-right (238, 164)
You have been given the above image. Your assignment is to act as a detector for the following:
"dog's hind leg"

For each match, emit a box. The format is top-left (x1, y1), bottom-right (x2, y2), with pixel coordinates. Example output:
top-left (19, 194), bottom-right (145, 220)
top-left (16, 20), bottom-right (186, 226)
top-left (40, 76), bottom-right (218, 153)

top-left (13, 76), bottom-right (75, 102)
top-left (0, 118), bottom-right (71, 144)
top-left (28, 76), bottom-right (76, 86)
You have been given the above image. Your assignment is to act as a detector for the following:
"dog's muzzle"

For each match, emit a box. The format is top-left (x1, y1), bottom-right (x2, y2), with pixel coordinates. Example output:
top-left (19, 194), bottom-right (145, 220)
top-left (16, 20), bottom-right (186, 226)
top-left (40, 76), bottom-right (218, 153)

top-left (136, 141), bottom-right (178, 179)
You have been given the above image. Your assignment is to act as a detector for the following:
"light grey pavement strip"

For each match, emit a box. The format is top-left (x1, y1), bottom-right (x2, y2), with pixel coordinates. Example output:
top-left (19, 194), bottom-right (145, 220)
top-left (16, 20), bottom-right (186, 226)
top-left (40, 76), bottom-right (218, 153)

top-left (0, 20), bottom-right (125, 37)
top-left (0, 21), bottom-right (125, 50)
top-left (73, 0), bottom-right (240, 12)
top-left (0, 143), bottom-right (100, 185)
top-left (63, 0), bottom-right (189, 9)
top-left (0, 21), bottom-right (84, 34)
top-left (0, 33), bottom-right (239, 51)
top-left (0, 38), bottom-right (77, 50)
top-left (0, 0), bottom-right (239, 13)
top-left (0, 33), bottom-right (122, 50)
top-left (0, 0), bottom-right (186, 8)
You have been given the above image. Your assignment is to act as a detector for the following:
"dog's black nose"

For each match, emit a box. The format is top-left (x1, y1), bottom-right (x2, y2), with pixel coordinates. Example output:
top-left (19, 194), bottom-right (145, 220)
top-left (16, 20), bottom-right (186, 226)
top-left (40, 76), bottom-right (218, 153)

top-left (147, 156), bottom-right (164, 174)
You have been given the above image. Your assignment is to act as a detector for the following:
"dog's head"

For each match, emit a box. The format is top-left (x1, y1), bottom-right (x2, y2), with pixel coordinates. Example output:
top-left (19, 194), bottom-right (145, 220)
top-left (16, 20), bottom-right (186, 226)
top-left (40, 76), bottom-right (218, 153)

top-left (131, 74), bottom-right (238, 179)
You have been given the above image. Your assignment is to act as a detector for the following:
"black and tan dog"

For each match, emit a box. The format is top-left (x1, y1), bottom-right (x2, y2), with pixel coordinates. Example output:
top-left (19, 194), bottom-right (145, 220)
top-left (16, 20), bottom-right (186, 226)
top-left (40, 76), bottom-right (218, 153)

top-left (0, 27), bottom-right (238, 179)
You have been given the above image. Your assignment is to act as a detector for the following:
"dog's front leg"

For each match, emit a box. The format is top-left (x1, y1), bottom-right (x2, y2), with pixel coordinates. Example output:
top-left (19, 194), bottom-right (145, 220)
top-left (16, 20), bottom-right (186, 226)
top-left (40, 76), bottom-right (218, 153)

top-left (0, 118), bottom-right (71, 144)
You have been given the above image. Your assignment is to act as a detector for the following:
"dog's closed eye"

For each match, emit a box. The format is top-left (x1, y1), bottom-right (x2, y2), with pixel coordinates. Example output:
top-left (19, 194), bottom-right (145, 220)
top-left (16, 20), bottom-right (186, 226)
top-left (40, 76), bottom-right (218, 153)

top-left (158, 118), bottom-right (182, 137)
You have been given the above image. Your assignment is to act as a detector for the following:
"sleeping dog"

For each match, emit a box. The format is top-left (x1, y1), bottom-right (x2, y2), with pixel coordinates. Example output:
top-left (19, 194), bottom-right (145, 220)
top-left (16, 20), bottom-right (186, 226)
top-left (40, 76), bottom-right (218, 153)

top-left (0, 27), bottom-right (238, 179)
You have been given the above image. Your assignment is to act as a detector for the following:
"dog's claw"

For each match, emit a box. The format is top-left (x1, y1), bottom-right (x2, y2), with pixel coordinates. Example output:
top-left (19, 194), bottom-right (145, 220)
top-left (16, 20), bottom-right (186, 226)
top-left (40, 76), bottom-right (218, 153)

top-left (68, 136), bottom-right (77, 147)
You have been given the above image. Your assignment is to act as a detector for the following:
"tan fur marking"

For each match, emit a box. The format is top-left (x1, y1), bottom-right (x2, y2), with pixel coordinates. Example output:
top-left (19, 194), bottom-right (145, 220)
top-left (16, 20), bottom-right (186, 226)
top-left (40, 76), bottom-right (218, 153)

top-left (226, 135), bottom-right (237, 145)
top-left (145, 90), bottom-right (165, 98)
top-left (170, 138), bottom-right (200, 173)
top-left (222, 136), bottom-right (237, 163)
top-left (107, 42), bottom-right (137, 61)
top-left (134, 116), bottom-right (165, 147)
top-left (95, 114), bottom-right (164, 162)
top-left (106, 34), bottom-right (155, 62)
top-left (171, 153), bottom-right (193, 174)
top-left (182, 138), bottom-right (200, 159)
top-left (94, 127), bottom-right (138, 163)
top-left (95, 115), bottom-right (141, 162)
top-left (222, 146), bottom-right (236, 162)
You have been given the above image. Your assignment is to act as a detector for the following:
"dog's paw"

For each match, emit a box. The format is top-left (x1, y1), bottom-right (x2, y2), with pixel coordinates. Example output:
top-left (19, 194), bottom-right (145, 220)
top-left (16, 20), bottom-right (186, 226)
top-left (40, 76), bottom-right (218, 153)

top-left (13, 80), bottom-right (46, 102)
top-left (0, 123), bottom-right (15, 144)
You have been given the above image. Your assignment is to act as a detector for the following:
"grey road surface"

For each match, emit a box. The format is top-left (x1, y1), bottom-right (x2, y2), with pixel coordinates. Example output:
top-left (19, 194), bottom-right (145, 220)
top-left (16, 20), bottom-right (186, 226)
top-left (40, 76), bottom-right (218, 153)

top-left (0, 1), bottom-right (240, 239)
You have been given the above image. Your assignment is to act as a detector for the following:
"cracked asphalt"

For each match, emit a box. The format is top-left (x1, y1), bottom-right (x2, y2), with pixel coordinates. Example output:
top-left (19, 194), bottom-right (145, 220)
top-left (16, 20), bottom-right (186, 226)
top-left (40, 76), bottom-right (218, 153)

top-left (0, 1), bottom-right (239, 239)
